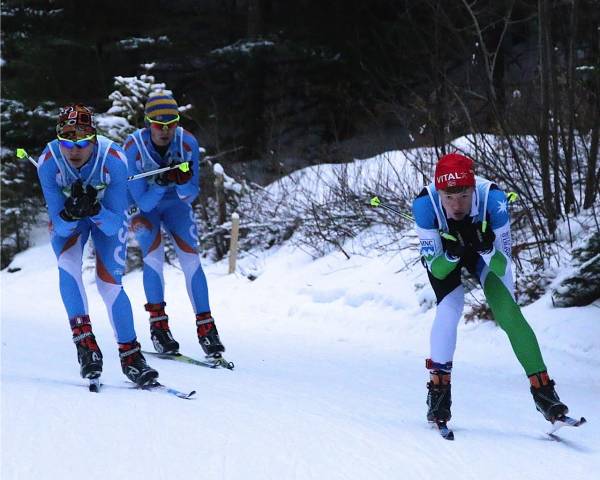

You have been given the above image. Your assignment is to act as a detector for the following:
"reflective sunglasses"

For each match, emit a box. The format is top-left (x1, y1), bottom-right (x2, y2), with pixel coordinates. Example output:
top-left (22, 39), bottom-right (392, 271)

top-left (145, 115), bottom-right (180, 131)
top-left (58, 134), bottom-right (96, 149)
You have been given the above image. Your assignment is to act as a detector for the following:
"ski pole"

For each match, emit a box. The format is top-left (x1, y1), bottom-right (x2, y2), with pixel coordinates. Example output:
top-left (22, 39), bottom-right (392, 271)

top-left (17, 147), bottom-right (189, 183)
top-left (369, 196), bottom-right (414, 222)
top-left (127, 162), bottom-right (190, 181)
top-left (16, 148), bottom-right (38, 168)
top-left (370, 195), bottom-right (456, 241)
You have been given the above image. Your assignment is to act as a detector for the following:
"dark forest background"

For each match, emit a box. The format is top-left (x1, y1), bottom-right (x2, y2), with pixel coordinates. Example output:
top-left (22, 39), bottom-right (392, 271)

top-left (1, 0), bottom-right (599, 272)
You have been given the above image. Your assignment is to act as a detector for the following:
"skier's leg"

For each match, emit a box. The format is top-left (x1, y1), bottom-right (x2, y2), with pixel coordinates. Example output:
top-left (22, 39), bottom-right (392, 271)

top-left (51, 227), bottom-right (104, 377)
top-left (480, 266), bottom-right (568, 421)
top-left (424, 268), bottom-right (463, 422)
top-left (481, 268), bottom-right (546, 375)
top-left (50, 228), bottom-right (90, 319)
top-left (131, 209), bottom-right (182, 353)
top-left (92, 222), bottom-right (136, 344)
top-left (130, 210), bottom-right (165, 304)
top-left (427, 268), bottom-right (464, 367)
top-left (161, 201), bottom-right (210, 313)
top-left (162, 201), bottom-right (224, 356)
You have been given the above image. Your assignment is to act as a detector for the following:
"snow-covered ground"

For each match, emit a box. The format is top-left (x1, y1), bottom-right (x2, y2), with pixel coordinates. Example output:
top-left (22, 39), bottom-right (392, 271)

top-left (1, 222), bottom-right (599, 480)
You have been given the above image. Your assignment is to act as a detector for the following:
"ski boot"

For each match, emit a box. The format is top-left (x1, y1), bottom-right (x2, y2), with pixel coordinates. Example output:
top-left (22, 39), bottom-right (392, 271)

top-left (529, 371), bottom-right (568, 422)
top-left (196, 312), bottom-right (225, 359)
top-left (71, 315), bottom-right (103, 379)
top-left (145, 302), bottom-right (179, 354)
top-left (119, 341), bottom-right (159, 386)
top-left (426, 371), bottom-right (452, 423)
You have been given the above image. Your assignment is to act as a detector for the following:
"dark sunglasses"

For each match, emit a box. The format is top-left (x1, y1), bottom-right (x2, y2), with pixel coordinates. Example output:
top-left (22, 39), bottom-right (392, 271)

top-left (58, 134), bottom-right (96, 149)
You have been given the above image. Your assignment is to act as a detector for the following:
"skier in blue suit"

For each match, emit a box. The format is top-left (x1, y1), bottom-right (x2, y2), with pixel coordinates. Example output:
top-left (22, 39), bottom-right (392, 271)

top-left (37, 104), bottom-right (159, 386)
top-left (124, 92), bottom-right (226, 360)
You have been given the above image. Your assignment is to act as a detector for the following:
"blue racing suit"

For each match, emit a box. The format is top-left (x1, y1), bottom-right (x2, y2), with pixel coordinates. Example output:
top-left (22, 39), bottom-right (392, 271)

top-left (124, 127), bottom-right (211, 314)
top-left (37, 136), bottom-right (137, 343)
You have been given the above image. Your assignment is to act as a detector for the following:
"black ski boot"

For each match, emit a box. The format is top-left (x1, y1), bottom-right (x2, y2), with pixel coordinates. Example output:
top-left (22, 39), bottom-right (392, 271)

top-left (71, 315), bottom-right (103, 379)
top-left (119, 341), bottom-right (159, 386)
top-left (145, 302), bottom-right (179, 354)
top-left (196, 312), bottom-right (225, 358)
top-left (426, 371), bottom-right (452, 423)
top-left (529, 371), bottom-right (568, 422)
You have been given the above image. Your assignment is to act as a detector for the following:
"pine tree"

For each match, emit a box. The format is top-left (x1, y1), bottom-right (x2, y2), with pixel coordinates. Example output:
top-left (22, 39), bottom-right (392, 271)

top-left (552, 233), bottom-right (600, 307)
top-left (96, 74), bottom-right (174, 143)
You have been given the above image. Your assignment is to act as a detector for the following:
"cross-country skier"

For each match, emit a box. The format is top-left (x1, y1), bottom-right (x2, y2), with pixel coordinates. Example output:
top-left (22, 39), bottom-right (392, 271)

top-left (124, 92), bottom-right (226, 361)
top-left (37, 104), bottom-right (159, 386)
top-left (412, 152), bottom-right (569, 425)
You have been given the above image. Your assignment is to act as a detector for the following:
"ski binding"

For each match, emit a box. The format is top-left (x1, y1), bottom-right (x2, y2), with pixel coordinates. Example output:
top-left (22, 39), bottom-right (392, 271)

top-left (547, 415), bottom-right (586, 438)
top-left (88, 377), bottom-right (101, 392)
top-left (432, 420), bottom-right (454, 440)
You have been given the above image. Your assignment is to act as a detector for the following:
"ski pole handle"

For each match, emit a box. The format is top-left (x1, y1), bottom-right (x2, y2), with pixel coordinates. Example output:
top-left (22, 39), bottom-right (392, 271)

top-left (369, 196), bottom-right (414, 222)
top-left (16, 148), bottom-right (38, 168)
top-left (127, 161), bottom-right (190, 181)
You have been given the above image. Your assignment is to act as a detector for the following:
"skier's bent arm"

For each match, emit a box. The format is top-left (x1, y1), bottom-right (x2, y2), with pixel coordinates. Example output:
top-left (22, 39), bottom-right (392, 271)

top-left (125, 137), bottom-right (167, 212)
top-left (37, 151), bottom-right (78, 237)
top-left (91, 150), bottom-right (129, 237)
top-left (479, 189), bottom-right (512, 278)
top-left (175, 132), bottom-right (200, 203)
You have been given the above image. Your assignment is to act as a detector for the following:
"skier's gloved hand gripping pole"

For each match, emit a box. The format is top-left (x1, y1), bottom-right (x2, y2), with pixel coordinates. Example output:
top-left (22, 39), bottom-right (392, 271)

top-left (369, 193), bottom-right (519, 246)
top-left (127, 161), bottom-right (190, 181)
top-left (17, 148), bottom-right (190, 182)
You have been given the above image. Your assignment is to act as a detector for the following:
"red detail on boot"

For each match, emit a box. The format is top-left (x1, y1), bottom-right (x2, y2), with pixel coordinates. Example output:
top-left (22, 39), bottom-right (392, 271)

top-left (118, 341), bottom-right (138, 352)
top-left (145, 302), bottom-right (166, 316)
top-left (429, 371), bottom-right (451, 385)
top-left (72, 324), bottom-right (92, 337)
top-left (69, 314), bottom-right (91, 328)
top-left (71, 323), bottom-right (100, 352)
top-left (152, 320), bottom-right (170, 331)
top-left (118, 341), bottom-right (141, 366)
top-left (540, 371), bottom-right (550, 385)
top-left (196, 312), bottom-right (214, 337)
top-left (529, 371), bottom-right (551, 389)
top-left (425, 358), bottom-right (433, 370)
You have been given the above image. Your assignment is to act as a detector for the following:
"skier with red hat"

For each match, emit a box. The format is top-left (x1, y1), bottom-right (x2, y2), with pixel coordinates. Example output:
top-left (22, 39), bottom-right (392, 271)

top-left (412, 152), bottom-right (570, 433)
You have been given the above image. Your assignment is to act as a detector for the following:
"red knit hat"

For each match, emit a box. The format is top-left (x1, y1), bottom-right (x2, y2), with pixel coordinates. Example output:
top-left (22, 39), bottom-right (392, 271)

top-left (434, 153), bottom-right (475, 190)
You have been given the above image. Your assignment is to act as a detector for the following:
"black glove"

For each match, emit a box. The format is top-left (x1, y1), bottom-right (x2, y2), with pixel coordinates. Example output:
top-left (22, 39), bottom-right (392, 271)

top-left (173, 162), bottom-right (193, 185)
top-left (469, 222), bottom-right (495, 254)
top-left (60, 181), bottom-right (101, 221)
top-left (441, 230), bottom-right (467, 259)
top-left (155, 162), bottom-right (193, 186)
top-left (154, 169), bottom-right (172, 187)
top-left (445, 218), bottom-right (496, 257)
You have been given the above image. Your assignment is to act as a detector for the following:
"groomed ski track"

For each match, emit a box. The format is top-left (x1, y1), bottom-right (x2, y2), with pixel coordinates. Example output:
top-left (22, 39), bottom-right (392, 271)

top-left (2, 236), bottom-right (599, 480)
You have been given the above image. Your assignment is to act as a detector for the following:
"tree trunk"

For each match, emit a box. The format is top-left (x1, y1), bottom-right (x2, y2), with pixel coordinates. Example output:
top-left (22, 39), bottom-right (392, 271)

top-left (562, 0), bottom-right (577, 213)
top-left (538, 0), bottom-right (557, 233)
top-left (583, 7), bottom-right (600, 209)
